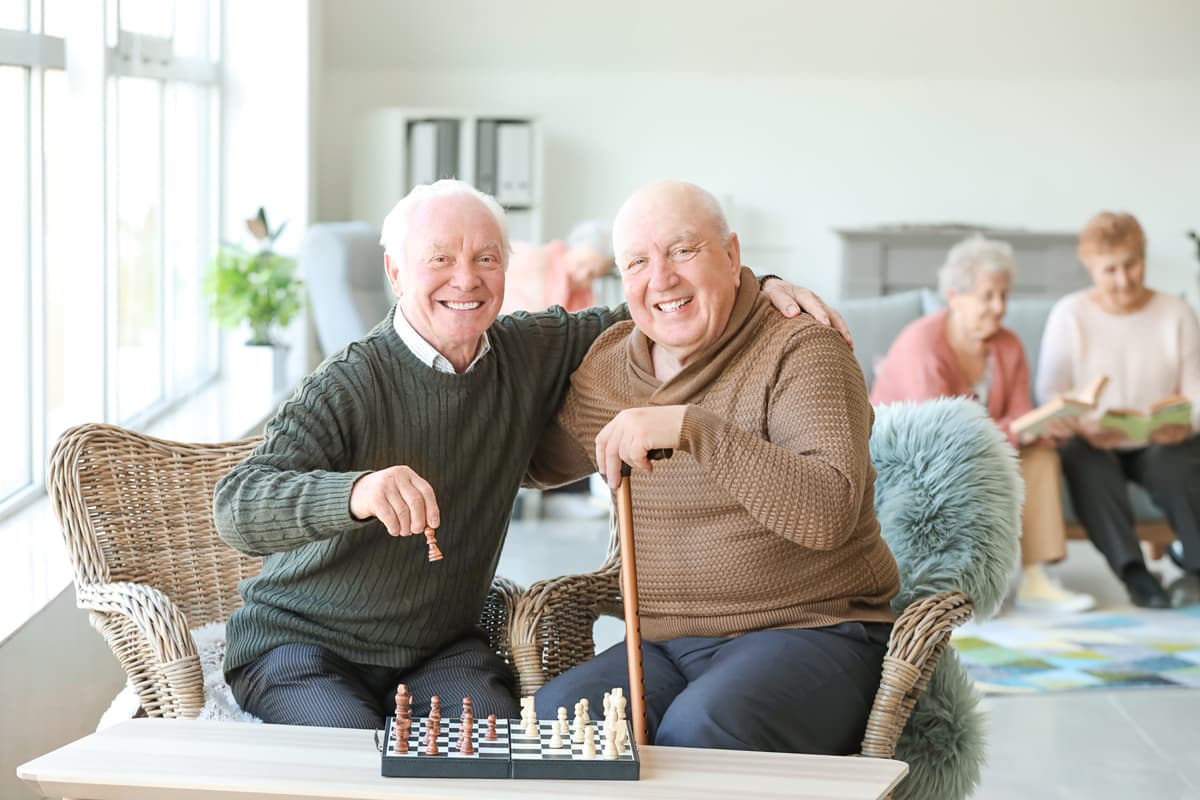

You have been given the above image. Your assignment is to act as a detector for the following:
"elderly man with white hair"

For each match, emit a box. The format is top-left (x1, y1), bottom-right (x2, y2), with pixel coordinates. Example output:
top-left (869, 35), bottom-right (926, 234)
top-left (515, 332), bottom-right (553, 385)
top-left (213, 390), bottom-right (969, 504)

top-left (871, 235), bottom-right (1094, 613)
top-left (213, 179), bottom-right (841, 729)
top-left (530, 180), bottom-right (899, 756)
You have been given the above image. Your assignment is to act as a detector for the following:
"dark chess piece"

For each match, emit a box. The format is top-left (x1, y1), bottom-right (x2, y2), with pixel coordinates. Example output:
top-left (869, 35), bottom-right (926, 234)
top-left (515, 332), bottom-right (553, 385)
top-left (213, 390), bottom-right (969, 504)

top-left (424, 527), bottom-right (444, 561)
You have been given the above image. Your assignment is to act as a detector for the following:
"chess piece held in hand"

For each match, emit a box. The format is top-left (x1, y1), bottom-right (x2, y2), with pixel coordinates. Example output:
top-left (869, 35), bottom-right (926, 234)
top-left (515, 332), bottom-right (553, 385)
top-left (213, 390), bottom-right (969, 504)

top-left (424, 527), bottom-right (444, 561)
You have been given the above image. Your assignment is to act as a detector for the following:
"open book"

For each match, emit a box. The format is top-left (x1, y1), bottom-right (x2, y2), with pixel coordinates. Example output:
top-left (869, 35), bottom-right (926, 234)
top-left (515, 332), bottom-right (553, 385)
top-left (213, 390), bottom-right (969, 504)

top-left (1100, 395), bottom-right (1193, 444)
top-left (1010, 375), bottom-right (1110, 437)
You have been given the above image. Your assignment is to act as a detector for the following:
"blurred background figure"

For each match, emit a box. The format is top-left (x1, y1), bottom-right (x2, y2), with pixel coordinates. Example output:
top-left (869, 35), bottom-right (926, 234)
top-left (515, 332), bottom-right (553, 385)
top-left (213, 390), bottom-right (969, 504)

top-left (1037, 212), bottom-right (1200, 609)
top-left (871, 235), bottom-right (1095, 614)
top-left (502, 220), bottom-right (618, 315)
top-left (504, 220), bottom-right (618, 519)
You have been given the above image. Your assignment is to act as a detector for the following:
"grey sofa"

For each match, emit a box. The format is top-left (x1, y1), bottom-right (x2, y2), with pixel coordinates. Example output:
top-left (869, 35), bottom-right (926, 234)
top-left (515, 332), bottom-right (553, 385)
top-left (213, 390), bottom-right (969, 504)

top-left (839, 289), bottom-right (1176, 550)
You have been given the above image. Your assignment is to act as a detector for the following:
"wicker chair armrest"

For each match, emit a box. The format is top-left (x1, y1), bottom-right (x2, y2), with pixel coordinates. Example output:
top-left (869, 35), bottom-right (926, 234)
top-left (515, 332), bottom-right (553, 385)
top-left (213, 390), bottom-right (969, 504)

top-left (75, 581), bottom-right (198, 664)
top-left (860, 590), bottom-right (974, 759)
top-left (509, 565), bottom-right (622, 697)
top-left (75, 581), bottom-right (206, 718)
top-left (480, 575), bottom-right (524, 664)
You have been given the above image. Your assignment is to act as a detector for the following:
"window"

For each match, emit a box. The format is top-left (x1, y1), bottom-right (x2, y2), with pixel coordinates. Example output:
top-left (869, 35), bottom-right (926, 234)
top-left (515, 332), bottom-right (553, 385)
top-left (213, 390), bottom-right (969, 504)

top-left (110, 0), bottom-right (220, 428)
top-left (2, 0), bottom-right (221, 517)
top-left (1, 4), bottom-right (61, 512)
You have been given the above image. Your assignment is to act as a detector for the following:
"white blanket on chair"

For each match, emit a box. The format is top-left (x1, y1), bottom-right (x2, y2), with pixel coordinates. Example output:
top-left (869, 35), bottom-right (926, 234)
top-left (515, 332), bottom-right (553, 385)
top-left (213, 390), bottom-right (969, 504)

top-left (98, 622), bottom-right (263, 729)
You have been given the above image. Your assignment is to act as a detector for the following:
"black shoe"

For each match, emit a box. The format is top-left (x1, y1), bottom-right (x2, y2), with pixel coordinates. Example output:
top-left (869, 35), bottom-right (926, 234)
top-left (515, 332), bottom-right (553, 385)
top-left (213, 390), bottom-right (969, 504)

top-left (1168, 573), bottom-right (1200, 608)
top-left (1123, 567), bottom-right (1171, 609)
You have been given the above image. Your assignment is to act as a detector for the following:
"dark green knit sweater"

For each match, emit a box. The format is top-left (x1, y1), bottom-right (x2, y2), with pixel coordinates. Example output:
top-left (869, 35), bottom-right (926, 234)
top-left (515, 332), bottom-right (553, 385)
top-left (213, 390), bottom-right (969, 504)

top-left (216, 303), bottom-right (621, 674)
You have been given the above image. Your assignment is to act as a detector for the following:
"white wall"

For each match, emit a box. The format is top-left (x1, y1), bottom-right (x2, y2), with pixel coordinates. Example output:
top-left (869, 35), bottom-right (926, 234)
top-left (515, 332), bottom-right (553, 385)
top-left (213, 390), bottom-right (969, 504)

top-left (313, 0), bottom-right (1200, 301)
top-left (1, 590), bottom-right (125, 800)
top-left (222, 0), bottom-right (317, 376)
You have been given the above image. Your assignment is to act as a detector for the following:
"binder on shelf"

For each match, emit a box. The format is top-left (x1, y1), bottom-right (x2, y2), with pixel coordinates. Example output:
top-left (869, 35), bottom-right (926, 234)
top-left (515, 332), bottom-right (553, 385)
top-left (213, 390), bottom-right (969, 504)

top-left (434, 119), bottom-right (459, 180)
top-left (407, 121), bottom-right (438, 187)
top-left (495, 122), bottom-right (532, 206)
top-left (476, 120), bottom-right (498, 196)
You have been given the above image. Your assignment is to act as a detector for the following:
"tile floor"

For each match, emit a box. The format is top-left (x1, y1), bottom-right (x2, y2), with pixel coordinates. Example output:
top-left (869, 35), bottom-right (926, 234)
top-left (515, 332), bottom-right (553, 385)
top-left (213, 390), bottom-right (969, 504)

top-left (497, 510), bottom-right (1199, 799)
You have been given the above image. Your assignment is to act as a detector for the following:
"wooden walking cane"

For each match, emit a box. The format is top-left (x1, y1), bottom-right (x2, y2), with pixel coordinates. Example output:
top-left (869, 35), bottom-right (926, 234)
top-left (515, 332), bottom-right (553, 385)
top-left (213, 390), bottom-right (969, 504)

top-left (617, 448), bottom-right (671, 747)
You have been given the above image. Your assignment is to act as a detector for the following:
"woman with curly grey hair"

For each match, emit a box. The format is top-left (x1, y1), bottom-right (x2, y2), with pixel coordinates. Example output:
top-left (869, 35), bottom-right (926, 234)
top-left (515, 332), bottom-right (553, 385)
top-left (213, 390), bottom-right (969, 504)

top-left (871, 235), bottom-right (1094, 614)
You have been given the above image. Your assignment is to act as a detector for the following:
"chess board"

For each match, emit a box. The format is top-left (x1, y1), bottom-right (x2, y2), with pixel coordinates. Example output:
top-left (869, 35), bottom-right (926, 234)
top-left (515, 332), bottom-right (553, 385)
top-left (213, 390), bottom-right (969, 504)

top-left (381, 716), bottom-right (511, 778)
top-left (381, 716), bottom-right (639, 780)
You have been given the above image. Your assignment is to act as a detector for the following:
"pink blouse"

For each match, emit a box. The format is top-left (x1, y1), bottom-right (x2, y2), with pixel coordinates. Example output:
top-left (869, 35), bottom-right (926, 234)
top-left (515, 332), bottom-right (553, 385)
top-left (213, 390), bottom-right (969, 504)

top-left (870, 309), bottom-right (1033, 447)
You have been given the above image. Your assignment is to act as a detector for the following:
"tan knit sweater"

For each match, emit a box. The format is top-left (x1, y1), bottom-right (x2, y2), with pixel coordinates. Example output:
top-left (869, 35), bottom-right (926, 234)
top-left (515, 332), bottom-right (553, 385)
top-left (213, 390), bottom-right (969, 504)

top-left (531, 269), bottom-right (899, 641)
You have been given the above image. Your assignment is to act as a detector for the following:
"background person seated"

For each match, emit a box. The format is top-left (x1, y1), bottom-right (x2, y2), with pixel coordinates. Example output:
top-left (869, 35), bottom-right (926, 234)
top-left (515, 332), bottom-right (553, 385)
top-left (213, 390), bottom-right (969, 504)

top-left (501, 219), bottom-right (616, 315)
top-left (1036, 211), bottom-right (1200, 609)
top-left (871, 235), bottom-right (1094, 614)
top-left (530, 181), bottom-right (899, 755)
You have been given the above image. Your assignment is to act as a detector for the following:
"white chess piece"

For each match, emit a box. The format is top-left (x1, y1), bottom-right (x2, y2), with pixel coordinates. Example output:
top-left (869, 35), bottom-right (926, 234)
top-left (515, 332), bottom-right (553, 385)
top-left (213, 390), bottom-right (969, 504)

top-left (549, 722), bottom-right (564, 749)
top-left (581, 725), bottom-right (597, 759)
top-left (556, 707), bottom-right (570, 740)
top-left (580, 698), bottom-right (591, 724)
top-left (612, 688), bottom-right (627, 721)
top-left (521, 695), bottom-right (538, 737)
top-left (602, 691), bottom-right (611, 720)
top-left (603, 721), bottom-right (618, 760)
top-left (572, 702), bottom-right (585, 743)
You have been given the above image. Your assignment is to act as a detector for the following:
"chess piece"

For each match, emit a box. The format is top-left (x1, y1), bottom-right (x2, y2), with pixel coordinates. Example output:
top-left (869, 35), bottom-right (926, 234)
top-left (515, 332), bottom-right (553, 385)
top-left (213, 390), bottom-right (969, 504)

top-left (572, 701), bottom-right (585, 743)
top-left (394, 683), bottom-right (410, 718)
top-left (426, 719), bottom-right (440, 756)
top-left (424, 527), bottom-right (444, 561)
top-left (581, 725), bottom-right (597, 759)
top-left (602, 691), bottom-right (611, 718)
top-left (549, 720), bottom-right (564, 749)
top-left (612, 687), bottom-right (627, 721)
top-left (459, 707), bottom-right (475, 755)
top-left (486, 713), bottom-right (498, 741)
top-left (603, 722), bottom-right (619, 760)
top-left (461, 697), bottom-right (473, 725)
top-left (395, 717), bottom-right (410, 754)
top-left (521, 695), bottom-right (538, 737)
top-left (579, 698), bottom-right (590, 724)
top-left (557, 706), bottom-right (570, 736)
top-left (424, 695), bottom-right (442, 747)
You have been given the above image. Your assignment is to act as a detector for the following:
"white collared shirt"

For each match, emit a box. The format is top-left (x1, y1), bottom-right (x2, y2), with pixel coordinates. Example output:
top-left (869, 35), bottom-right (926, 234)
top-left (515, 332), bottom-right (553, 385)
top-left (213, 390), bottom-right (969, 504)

top-left (393, 307), bottom-right (492, 374)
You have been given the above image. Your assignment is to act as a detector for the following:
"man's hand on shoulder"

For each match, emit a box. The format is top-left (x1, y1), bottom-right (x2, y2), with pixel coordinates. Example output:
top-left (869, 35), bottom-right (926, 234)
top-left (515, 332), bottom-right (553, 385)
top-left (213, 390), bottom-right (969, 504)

top-left (760, 276), bottom-right (854, 351)
top-left (349, 466), bottom-right (441, 536)
top-left (596, 405), bottom-right (687, 489)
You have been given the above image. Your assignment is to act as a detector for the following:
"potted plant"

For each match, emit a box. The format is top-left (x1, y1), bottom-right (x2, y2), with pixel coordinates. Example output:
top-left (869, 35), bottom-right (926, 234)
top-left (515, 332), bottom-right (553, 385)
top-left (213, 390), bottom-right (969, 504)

top-left (205, 208), bottom-right (304, 394)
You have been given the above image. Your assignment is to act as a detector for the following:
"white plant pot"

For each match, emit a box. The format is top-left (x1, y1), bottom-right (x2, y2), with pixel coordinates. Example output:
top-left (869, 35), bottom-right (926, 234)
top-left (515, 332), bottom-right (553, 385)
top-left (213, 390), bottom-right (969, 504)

top-left (229, 342), bottom-right (290, 400)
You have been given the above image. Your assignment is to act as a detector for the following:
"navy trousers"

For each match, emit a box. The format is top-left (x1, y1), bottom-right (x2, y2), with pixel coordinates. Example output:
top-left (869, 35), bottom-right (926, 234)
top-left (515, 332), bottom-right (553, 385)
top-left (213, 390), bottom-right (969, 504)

top-left (1058, 436), bottom-right (1200, 575)
top-left (228, 636), bottom-right (520, 729)
top-left (534, 622), bottom-right (891, 755)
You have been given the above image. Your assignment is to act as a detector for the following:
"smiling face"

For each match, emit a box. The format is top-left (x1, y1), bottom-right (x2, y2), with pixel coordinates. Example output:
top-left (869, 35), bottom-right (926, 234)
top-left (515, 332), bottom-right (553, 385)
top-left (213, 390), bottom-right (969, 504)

top-left (613, 182), bottom-right (742, 369)
top-left (385, 194), bottom-right (506, 371)
top-left (1081, 246), bottom-right (1148, 314)
top-left (946, 270), bottom-right (1010, 342)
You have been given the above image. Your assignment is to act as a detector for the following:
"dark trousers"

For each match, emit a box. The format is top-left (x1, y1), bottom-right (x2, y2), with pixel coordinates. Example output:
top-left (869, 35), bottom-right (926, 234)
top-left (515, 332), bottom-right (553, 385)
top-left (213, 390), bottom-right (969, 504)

top-left (534, 622), bottom-right (891, 755)
top-left (1058, 436), bottom-right (1200, 575)
top-left (228, 636), bottom-right (520, 729)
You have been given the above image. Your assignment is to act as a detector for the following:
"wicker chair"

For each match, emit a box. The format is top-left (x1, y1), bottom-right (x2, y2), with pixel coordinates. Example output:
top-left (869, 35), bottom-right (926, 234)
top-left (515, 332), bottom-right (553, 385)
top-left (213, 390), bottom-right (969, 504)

top-left (509, 399), bottom-right (1019, 799)
top-left (49, 423), bottom-right (523, 720)
top-left (509, 536), bottom-right (970, 754)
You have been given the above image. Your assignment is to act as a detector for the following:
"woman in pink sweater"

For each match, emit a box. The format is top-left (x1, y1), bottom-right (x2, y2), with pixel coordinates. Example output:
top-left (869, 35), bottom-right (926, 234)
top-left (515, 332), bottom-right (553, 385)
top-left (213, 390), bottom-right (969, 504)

top-left (871, 236), bottom-right (1093, 614)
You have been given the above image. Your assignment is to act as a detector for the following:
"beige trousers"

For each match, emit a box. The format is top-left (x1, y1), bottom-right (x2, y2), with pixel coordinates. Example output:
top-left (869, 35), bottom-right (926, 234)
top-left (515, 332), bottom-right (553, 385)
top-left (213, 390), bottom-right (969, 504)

top-left (1019, 445), bottom-right (1068, 566)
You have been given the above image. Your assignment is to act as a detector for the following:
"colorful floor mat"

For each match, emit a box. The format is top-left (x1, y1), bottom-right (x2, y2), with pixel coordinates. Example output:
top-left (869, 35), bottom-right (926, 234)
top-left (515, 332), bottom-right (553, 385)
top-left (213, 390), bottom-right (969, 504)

top-left (952, 605), bottom-right (1200, 694)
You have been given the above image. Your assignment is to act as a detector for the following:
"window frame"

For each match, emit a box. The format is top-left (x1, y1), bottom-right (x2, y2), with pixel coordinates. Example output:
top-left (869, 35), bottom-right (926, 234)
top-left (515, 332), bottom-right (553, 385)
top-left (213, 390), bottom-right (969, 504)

top-left (0, 9), bottom-right (64, 517)
top-left (0, 0), bottom-right (222, 521)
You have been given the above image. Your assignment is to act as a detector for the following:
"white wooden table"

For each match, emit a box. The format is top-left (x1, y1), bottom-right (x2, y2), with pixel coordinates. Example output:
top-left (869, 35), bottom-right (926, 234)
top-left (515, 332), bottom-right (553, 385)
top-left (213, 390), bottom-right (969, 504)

top-left (18, 718), bottom-right (908, 800)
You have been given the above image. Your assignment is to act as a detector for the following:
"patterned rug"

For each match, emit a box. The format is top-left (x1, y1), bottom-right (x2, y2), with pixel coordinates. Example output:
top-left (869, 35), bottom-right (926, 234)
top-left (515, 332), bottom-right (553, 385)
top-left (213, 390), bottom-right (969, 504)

top-left (952, 605), bottom-right (1200, 694)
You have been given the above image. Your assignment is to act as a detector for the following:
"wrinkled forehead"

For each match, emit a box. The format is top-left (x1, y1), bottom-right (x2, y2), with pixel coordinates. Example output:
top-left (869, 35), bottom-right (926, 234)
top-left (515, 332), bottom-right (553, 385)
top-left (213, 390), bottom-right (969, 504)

top-left (408, 195), bottom-right (502, 247)
top-left (613, 191), bottom-right (719, 256)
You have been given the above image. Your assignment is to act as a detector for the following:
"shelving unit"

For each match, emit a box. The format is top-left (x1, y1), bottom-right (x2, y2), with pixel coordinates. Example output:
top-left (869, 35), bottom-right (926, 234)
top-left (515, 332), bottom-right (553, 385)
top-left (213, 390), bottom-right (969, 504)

top-left (352, 108), bottom-right (543, 242)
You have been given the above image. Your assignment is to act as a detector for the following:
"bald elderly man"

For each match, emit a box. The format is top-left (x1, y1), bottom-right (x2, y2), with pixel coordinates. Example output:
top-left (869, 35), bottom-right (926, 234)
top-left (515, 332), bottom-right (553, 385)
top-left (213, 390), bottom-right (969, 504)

top-left (214, 179), bottom-right (844, 729)
top-left (532, 181), bottom-right (898, 756)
